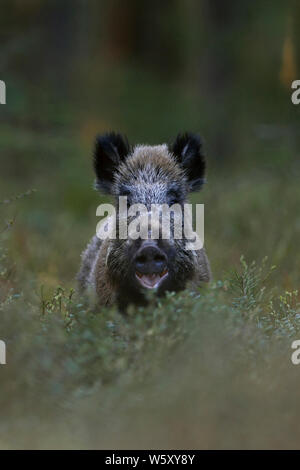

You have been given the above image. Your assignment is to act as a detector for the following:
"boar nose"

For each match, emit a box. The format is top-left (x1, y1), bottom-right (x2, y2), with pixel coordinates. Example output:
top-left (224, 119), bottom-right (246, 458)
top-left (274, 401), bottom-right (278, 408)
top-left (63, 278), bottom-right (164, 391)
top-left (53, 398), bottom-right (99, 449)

top-left (135, 243), bottom-right (167, 274)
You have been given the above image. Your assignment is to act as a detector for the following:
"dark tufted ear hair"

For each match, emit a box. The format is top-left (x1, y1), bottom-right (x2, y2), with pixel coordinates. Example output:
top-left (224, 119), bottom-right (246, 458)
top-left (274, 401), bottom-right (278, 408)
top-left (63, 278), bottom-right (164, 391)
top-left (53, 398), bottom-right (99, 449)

top-left (170, 132), bottom-right (206, 192)
top-left (93, 132), bottom-right (130, 193)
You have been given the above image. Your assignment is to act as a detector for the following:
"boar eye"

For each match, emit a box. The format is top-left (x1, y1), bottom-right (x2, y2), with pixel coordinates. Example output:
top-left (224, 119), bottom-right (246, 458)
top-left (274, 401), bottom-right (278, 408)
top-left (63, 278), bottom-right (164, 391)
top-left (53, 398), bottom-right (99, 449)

top-left (167, 189), bottom-right (181, 206)
top-left (119, 186), bottom-right (131, 197)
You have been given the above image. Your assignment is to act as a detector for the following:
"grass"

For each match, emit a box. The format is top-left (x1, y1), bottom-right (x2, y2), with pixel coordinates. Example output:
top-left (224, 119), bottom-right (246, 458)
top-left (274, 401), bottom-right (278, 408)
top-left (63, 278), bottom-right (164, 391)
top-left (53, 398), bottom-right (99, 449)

top-left (1, 159), bottom-right (300, 448)
top-left (0, 253), bottom-right (299, 449)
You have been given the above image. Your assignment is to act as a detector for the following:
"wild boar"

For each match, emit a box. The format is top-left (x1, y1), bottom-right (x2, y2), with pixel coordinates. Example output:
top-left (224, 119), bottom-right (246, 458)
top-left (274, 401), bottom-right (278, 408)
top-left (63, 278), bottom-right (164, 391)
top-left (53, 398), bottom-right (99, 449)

top-left (77, 132), bottom-right (211, 311)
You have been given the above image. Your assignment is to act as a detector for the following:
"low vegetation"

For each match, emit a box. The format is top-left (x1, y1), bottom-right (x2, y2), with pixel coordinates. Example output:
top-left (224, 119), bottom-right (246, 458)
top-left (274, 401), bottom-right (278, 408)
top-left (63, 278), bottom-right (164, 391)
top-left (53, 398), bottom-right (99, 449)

top-left (1, 177), bottom-right (300, 448)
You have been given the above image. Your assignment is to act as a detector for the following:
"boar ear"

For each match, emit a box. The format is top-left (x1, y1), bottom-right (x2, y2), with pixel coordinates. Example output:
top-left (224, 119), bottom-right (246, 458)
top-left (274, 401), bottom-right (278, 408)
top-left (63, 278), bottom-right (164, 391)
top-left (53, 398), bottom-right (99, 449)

top-left (171, 133), bottom-right (206, 191)
top-left (93, 132), bottom-right (130, 193)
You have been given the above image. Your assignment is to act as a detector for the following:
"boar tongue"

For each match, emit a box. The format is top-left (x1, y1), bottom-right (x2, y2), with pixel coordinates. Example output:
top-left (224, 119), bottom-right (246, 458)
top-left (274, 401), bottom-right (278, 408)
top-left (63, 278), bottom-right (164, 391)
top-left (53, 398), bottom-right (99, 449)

top-left (140, 273), bottom-right (161, 289)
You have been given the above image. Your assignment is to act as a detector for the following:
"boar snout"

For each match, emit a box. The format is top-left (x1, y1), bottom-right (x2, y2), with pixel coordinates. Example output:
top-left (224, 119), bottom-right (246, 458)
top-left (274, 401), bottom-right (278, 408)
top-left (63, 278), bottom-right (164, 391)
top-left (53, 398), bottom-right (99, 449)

top-left (134, 241), bottom-right (168, 289)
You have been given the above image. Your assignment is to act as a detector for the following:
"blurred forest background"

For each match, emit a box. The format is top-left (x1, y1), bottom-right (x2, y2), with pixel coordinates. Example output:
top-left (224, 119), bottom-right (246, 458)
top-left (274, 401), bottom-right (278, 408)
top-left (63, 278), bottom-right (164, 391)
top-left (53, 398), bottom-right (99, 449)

top-left (1, 0), bottom-right (300, 449)
top-left (1, 0), bottom-right (300, 286)
top-left (1, 0), bottom-right (300, 287)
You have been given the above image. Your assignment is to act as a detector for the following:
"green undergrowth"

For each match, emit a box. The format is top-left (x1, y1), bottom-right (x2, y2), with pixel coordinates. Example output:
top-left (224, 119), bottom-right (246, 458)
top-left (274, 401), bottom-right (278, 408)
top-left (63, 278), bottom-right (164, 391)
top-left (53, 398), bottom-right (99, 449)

top-left (1, 186), bottom-right (300, 448)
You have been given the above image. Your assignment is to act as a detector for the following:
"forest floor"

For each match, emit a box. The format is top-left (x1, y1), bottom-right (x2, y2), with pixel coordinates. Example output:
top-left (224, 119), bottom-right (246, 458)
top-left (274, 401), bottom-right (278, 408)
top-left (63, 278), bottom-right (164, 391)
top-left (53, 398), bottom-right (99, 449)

top-left (1, 121), bottom-right (300, 449)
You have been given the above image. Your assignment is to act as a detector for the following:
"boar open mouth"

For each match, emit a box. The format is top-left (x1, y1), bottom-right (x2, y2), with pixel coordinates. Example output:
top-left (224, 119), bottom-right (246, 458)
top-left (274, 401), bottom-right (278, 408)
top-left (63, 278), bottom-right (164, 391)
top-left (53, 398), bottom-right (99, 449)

top-left (135, 269), bottom-right (168, 289)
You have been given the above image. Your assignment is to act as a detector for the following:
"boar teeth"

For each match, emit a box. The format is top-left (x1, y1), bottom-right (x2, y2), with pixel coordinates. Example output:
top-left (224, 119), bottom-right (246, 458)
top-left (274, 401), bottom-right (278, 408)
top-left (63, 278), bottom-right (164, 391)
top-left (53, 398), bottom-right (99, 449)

top-left (136, 270), bottom-right (168, 279)
top-left (135, 270), bottom-right (168, 289)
